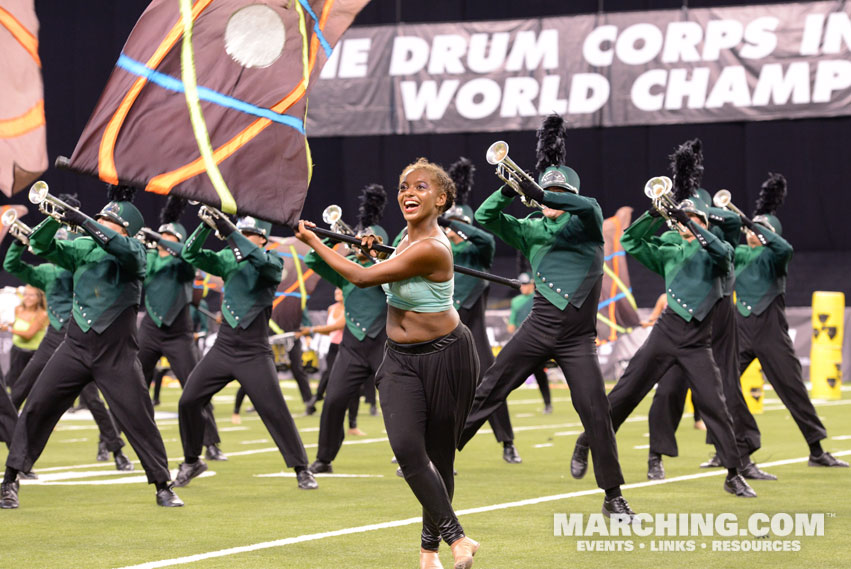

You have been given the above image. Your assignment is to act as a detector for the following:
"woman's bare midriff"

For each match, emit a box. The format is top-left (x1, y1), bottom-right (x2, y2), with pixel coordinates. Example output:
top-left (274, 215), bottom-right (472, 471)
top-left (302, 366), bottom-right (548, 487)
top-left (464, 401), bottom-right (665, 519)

top-left (386, 305), bottom-right (460, 344)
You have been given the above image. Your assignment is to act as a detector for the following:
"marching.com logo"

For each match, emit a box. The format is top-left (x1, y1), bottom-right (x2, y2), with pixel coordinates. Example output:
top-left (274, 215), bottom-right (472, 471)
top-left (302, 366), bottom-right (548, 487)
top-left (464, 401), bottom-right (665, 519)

top-left (554, 512), bottom-right (830, 552)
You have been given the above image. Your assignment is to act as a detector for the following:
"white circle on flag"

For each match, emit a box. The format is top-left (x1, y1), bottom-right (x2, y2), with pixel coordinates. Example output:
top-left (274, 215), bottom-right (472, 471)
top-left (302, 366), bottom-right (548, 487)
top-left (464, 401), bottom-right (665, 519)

top-left (224, 4), bottom-right (286, 69)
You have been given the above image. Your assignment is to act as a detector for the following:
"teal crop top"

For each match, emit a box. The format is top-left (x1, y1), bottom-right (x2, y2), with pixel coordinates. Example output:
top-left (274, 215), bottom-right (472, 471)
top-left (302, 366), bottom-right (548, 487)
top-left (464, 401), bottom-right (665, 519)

top-left (382, 234), bottom-right (454, 313)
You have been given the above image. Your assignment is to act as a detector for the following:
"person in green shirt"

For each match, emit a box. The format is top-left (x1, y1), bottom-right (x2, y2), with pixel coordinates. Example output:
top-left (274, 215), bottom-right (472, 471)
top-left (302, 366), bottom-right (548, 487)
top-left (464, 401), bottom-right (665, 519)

top-left (571, 195), bottom-right (757, 498)
top-left (174, 214), bottom-right (317, 490)
top-left (458, 114), bottom-right (631, 518)
top-left (1, 187), bottom-right (182, 509)
top-left (734, 173), bottom-right (846, 468)
top-left (136, 197), bottom-right (224, 462)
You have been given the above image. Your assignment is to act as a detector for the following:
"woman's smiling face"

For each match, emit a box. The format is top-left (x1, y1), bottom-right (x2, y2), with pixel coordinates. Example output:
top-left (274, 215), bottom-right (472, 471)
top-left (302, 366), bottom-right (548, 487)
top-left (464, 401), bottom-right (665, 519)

top-left (398, 168), bottom-right (446, 222)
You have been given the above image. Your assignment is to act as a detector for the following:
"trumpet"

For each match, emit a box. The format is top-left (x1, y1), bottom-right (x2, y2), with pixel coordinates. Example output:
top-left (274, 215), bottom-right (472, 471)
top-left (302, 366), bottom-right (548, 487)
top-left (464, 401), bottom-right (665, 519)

top-left (2, 209), bottom-right (32, 245)
top-left (321, 205), bottom-right (356, 236)
top-left (135, 227), bottom-right (162, 248)
top-left (197, 203), bottom-right (237, 240)
top-left (712, 189), bottom-right (745, 217)
top-left (643, 176), bottom-right (683, 231)
top-left (486, 140), bottom-right (544, 210)
top-left (28, 181), bottom-right (85, 232)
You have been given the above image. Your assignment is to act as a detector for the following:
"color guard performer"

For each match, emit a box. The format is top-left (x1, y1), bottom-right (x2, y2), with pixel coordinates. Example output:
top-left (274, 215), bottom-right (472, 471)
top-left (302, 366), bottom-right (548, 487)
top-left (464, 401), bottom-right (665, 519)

top-left (1, 185), bottom-right (182, 509)
top-left (174, 213), bottom-right (317, 490)
top-left (458, 115), bottom-right (631, 518)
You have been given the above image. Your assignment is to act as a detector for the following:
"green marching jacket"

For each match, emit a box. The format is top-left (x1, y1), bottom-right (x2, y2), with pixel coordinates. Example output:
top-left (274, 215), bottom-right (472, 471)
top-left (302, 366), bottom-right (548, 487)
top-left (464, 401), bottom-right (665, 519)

top-left (509, 291), bottom-right (534, 328)
top-left (622, 212), bottom-right (733, 323)
top-left (181, 224), bottom-right (282, 329)
top-left (446, 219), bottom-right (495, 311)
top-left (4, 240), bottom-right (73, 331)
top-left (733, 225), bottom-right (793, 317)
top-left (28, 217), bottom-right (146, 333)
top-left (475, 187), bottom-right (604, 311)
top-left (143, 241), bottom-right (196, 327)
top-left (304, 243), bottom-right (387, 341)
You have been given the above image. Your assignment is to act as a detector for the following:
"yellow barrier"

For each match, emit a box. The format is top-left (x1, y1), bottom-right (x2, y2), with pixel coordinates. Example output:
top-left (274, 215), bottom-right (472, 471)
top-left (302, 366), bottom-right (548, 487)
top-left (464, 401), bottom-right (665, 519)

top-left (812, 291), bottom-right (844, 349)
top-left (811, 344), bottom-right (842, 400)
top-left (302, 349), bottom-right (318, 373)
top-left (740, 359), bottom-right (765, 414)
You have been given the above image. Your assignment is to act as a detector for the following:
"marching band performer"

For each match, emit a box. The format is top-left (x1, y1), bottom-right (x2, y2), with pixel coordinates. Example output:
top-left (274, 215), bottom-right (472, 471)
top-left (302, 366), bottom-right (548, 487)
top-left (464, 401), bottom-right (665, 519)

top-left (733, 174), bottom-right (847, 468)
top-left (306, 184), bottom-right (389, 474)
top-left (570, 167), bottom-right (756, 498)
top-left (296, 157), bottom-right (480, 569)
top-left (457, 114), bottom-right (630, 518)
top-left (136, 197), bottom-right (225, 462)
top-left (439, 158), bottom-right (520, 464)
top-left (1, 185), bottom-right (182, 509)
top-left (174, 213), bottom-right (317, 490)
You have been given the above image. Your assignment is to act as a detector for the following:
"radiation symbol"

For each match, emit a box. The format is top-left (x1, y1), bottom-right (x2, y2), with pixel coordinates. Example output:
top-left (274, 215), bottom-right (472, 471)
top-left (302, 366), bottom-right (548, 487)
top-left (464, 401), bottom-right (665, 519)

top-left (750, 387), bottom-right (763, 402)
top-left (813, 313), bottom-right (838, 340)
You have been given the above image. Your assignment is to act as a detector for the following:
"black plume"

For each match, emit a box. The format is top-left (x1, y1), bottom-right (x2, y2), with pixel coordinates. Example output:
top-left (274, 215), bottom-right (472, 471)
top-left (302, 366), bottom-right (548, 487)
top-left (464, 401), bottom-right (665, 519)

top-left (106, 183), bottom-right (136, 202)
top-left (448, 157), bottom-right (475, 206)
top-left (668, 139), bottom-right (703, 203)
top-left (58, 193), bottom-right (81, 209)
top-left (357, 184), bottom-right (387, 229)
top-left (159, 195), bottom-right (187, 225)
top-left (754, 172), bottom-right (787, 216)
top-left (535, 114), bottom-right (566, 175)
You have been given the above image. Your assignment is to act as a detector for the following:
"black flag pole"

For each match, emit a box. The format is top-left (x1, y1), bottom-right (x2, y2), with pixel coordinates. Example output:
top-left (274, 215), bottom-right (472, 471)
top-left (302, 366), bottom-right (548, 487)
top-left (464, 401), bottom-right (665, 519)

top-left (307, 226), bottom-right (520, 289)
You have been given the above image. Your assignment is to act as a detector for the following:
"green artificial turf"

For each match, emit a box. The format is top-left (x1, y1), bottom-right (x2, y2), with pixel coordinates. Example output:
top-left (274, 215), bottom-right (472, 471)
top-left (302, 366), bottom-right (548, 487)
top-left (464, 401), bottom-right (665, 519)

top-left (1, 379), bottom-right (848, 568)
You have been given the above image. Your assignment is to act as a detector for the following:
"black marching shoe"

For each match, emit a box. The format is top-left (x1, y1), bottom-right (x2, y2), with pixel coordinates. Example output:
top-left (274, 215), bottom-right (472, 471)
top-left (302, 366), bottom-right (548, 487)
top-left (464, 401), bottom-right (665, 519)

top-left (739, 462), bottom-right (777, 480)
top-left (0, 481), bottom-right (19, 509)
top-left (369, 404), bottom-right (378, 416)
top-left (503, 443), bottom-right (522, 464)
top-left (17, 471), bottom-right (37, 480)
top-left (156, 484), bottom-right (184, 507)
top-left (304, 397), bottom-right (318, 416)
top-left (543, 404), bottom-right (553, 415)
top-left (570, 441), bottom-right (589, 479)
top-left (174, 459), bottom-right (208, 488)
top-left (296, 469), bottom-right (318, 490)
top-left (724, 474), bottom-right (757, 497)
top-left (602, 496), bottom-right (636, 521)
top-left (205, 444), bottom-right (228, 461)
top-left (114, 452), bottom-right (134, 472)
top-left (96, 441), bottom-right (109, 462)
top-left (700, 454), bottom-right (722, 468)
top-left (808, 452), bottom-right (849, 467)
top-left (308, 460), bottom-right (333, 474)
top-left (647, 455), bottom-right (665, 480)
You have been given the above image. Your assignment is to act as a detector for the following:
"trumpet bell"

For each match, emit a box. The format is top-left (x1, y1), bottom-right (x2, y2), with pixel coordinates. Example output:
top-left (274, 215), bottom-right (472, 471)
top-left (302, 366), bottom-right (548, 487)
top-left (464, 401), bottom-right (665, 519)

top-left (486, 141), bottom-right (509, 165)
top-left (2, 208), bottom-right (18, 226)
top-left (713, 189), bottom-right (731, 208)
top-left (322, 205), bottom-right (342, 225)
top-left (644, 176), bottom-right (672, 199)
top-left (29, 181), bottom-right (49, 204)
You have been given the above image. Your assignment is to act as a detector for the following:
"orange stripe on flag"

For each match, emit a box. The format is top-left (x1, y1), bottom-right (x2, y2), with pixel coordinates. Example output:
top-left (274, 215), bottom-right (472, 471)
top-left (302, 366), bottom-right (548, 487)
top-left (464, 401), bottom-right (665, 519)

top-left (607, 216), bottom-right (623, 341)
top-left (0, 6), bottom-right (40, 66)
top-left (146, 2), bottom-right (336, 194)
top-left (272, 269), bottom-right (315, 309)
top-left (98, 0), bottom-right (214, 185)
top-left (0, 100), bottom-right (45, 138)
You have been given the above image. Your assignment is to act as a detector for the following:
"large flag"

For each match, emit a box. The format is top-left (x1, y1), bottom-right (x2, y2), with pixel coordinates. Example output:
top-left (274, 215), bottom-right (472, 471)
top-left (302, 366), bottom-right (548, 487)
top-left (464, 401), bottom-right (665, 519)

top-left (65, 0), bottom-right (370, 226)
top-left (267, 237), bottom-right (321, 331)
top-left (0, 0), bottom-right (46, 196)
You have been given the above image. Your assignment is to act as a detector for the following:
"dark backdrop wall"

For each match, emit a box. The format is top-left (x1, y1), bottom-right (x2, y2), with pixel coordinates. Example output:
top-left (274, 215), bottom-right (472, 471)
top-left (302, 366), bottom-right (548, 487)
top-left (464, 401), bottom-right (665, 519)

top-left (2, 0), bottom-right (849, 310)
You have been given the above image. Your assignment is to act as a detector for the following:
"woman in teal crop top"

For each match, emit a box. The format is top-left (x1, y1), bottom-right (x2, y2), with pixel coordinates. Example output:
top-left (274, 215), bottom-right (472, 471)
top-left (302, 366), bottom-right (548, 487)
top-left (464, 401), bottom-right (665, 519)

top-left (297, 158), bottom-right (481, 569)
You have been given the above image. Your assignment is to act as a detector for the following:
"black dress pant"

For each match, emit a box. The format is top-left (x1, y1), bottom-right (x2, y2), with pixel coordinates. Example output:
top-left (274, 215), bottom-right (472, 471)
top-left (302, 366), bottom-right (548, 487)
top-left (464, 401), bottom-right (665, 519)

top-left (378, 323), bottom-right (478, 550)
top-left (458, 293), bottom-right (514, 444)
top-left (589, 306), bottom-right (744, 471)
top-left (79, 382), bottom-right (125, 452)
top-left (460, 280), bottom-right (625, 491)
top-left (649, 297), bottom-right (760, 458)
top-left (5, 346), bottom-right (35, 392)
top-left (287, 341), bottom-right (313, 403)
top-left (534, 367), bottom-right (552, 406)
top-left (179, 314), bottom-right (308, 468)
top-left (737, 296), bottom-right (826, 445)
top-left (138, 308), bottom-right (219, 447)
top-left (6, 309), bottom-right (171, 483)
top-left (315, 329), bottom-right (386, 463)
top-left (0, 374), bottom-right (16, 446)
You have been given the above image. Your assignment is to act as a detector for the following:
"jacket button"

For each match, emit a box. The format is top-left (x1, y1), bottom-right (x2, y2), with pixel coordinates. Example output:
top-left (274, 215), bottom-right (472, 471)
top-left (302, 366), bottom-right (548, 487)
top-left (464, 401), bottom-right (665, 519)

top-left (536, 272), bottom-right (541, 277)
top-left (87, 319), bottom-right (92, 324)
top-left (564, 294), bottom-right (569, 299)
top-left (556, 288), bottom-right (561, 293)
top-left (683, 303), bottom-right (687, 308)
top-left (689, 309), bottom-right (693, 313)
top-left (542, 277), bottom-right (546, 282)
top-left (548, 283), bottom-right (553, 288)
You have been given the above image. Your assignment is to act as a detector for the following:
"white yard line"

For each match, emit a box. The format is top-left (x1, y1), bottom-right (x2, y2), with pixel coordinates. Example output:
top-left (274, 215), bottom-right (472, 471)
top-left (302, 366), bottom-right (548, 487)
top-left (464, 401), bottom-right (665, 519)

top-left (115, 449), bottom-right (851, 569)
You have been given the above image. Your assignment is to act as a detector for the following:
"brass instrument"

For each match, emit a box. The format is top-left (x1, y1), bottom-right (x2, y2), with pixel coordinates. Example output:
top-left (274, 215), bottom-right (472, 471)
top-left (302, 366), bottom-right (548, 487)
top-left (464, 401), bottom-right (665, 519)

top-left (2, 209), bottom-right (32, 245)
top-left (485, 140), bottom-right (545, 210)
top-left (643, 176), bottom-right (684, 231)
top-left (136, 227), bottom-right (162, 248)
top-left (197, 203), bottom-right (237, 240)
top-left (28, 181), bottom-right (82, 229)
top-left (321, 205), bottom-right (356, 236)
top-left (712, 189), bottom-right (745, 217)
